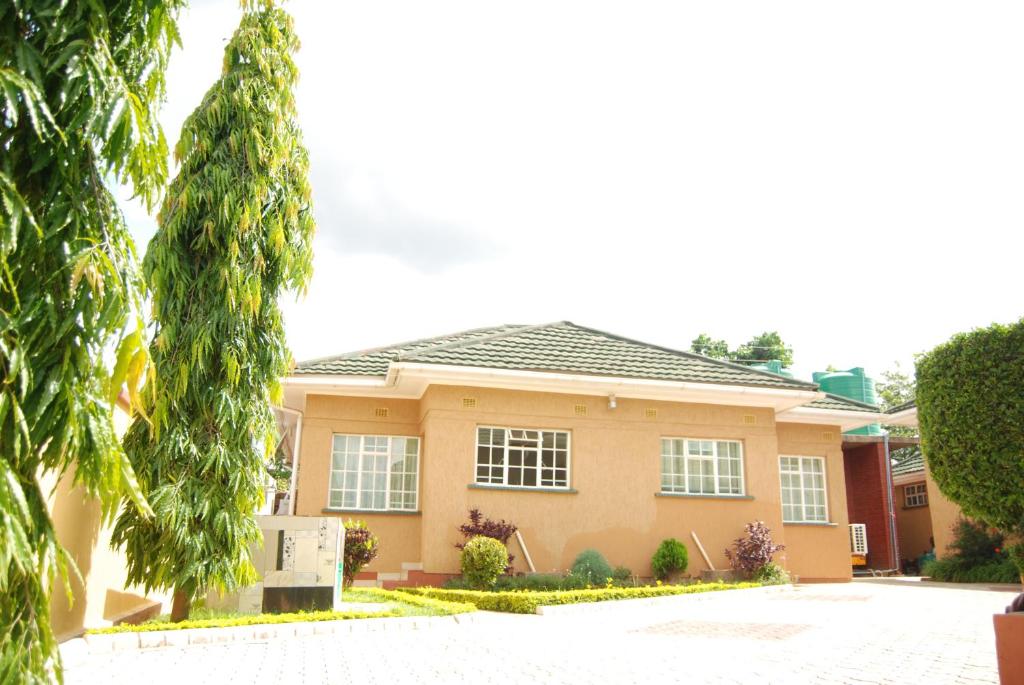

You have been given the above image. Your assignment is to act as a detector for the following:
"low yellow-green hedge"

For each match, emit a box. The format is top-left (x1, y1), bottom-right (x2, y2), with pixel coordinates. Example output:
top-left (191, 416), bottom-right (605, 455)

top-left (88, 588), bottom-right (475, 634)
top-left (397, 581), bottom-right (762, 614)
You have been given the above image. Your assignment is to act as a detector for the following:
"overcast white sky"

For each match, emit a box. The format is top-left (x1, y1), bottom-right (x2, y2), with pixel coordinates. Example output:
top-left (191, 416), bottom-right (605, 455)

top-left (120, 1), bottom-right (1024, 382)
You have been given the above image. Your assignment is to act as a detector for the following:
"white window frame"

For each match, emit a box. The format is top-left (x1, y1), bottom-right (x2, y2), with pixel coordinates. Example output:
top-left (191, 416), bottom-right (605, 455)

top-left (475, 426), bottom-right (572, 489)
top-left (779, 455), bottom-right (829, 523)
top-left (904, 482), bottom-right (928, 508)
top-left (660, 438), bottom-right (746, 497)
top-left (327, 434), bottom-right (420, 512)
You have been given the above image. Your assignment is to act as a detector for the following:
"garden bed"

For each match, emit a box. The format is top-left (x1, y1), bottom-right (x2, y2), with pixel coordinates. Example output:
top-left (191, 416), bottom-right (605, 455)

top-left (398, 581), bottom-right (762, 614)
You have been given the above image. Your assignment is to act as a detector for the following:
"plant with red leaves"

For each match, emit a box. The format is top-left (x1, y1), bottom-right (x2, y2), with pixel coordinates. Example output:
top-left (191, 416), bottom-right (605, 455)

top-left (456, 508), bottom-right (517, 570)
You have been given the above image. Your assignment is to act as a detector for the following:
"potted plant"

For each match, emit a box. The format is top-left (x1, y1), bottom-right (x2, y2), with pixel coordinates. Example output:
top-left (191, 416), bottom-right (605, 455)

top-left (917, 320), bottom-right (1024, 682)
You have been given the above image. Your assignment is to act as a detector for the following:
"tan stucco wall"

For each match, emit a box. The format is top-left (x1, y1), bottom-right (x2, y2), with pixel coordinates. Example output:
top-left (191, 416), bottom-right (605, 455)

top-left (46, 408), bottom-right (171, 641)
top-left (924, 469), bottom-right (962, 557)
top-left (894, 481), bottom-right (934, 561)
top-left (296, 385), bottom-right (852, 582)
top-left (776, 422), bottom-right (852, 581)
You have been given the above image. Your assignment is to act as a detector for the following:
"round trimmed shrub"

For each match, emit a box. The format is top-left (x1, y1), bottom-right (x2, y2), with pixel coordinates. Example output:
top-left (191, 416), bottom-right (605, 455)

top-left (460, 536), bottom-right (509, 589)
top-left (916, 319), bottom-right (1024, 534)
top-left (651, 538), bottom-right (689, 580)
top-left (342, 520), bottom-right (380, 588)
top-left (570, 549), bottom-right (613, 584)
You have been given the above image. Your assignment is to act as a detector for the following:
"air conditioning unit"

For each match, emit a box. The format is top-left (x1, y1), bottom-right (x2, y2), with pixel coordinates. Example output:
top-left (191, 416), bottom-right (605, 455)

top-left (849, 523), bottom-right (868, 555)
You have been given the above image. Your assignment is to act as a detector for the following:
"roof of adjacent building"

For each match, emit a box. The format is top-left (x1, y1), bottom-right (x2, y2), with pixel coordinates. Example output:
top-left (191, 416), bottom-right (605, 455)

top-left (294, 321), bottom-right (824, 391)
top-left (886, 400), bottom-right (917, 414)
top-left (891, 449), bottom-right (924, 476)
top-left (805, 393), bottom-right (880, 413)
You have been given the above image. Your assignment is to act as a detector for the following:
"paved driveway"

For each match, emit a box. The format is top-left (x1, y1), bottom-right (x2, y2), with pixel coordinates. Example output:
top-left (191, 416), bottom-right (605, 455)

top-left (66, 580), bottom-right (1017, 684)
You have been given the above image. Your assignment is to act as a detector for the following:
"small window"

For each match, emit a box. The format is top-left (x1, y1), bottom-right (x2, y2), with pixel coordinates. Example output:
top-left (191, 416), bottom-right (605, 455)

top-left (476, 426), bottom-right (570, 489)
top-left (780, 456), bottom-right (828, 523)
top-left (328, 435), bottom-right (419, 511)
top-left (904, 483), bottom-right (928, 508)
top-left (661, 439), bottom-right (745, 496)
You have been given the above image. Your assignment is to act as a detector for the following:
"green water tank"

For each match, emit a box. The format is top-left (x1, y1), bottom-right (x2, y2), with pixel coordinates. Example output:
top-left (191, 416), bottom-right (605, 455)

top-left (812, 367), bottom-right (881, 435)
top-left (750, 360), bottom-right (795, 378)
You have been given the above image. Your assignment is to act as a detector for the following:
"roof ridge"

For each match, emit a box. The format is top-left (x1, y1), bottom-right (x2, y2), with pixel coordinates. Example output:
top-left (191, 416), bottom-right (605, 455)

top-left (296, 324), bottom-right (528, 368)
top-left (398, 321), bottom-right (569, 361)
top-left (555, 322), bottom-right (820, 390)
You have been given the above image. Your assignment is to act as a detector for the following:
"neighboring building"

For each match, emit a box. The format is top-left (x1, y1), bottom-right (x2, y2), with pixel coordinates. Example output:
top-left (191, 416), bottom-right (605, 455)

top-left (281, 322), bottom-right (886, 585)
top-left (45, 394), bottom-right (171, 640)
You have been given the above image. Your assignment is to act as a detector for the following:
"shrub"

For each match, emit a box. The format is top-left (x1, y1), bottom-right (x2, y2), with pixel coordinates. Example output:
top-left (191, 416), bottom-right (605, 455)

top-left (921, 518), bottom-right (1020, 583)
top-left (343, 520), bottom-right (380, 588)
top-left (917, 320), bottom-right (1024, 537)
top-left (1010, 544), bottom-right (1024, 579)
top-left (456, 508), bottom-right (517, 569)
top-left (947, 518), bottom-right (1005, 566)
top-left (753, 562), bottom-right (790, 585)
top-left (612, 566), bottom-right (633, 584)
top-left (461, 536), bottom-right (509, 589)
top-left (725, 521), bottom-right (784, 579)
top-left (923, 558), bottom-right (1020, 584)
top-left (651, 539), bottom-right (689, 580)
top-left (398, 581), bottom-right (762, 614)
top-left (570, 549), bottom-right (613, 585)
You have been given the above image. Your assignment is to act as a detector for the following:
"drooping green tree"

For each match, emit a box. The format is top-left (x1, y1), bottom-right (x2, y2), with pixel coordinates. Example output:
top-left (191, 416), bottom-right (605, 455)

top-left (0, 2), bottom-right (183, 681)
top-left (112, 2), bottom-right (315, 622)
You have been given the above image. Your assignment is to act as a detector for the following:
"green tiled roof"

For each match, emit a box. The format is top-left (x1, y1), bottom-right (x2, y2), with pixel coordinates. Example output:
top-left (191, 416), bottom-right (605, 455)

top-left (805, 393), bottom-right (880, 413)
top-left (892, 449), bottom-right (924, 476)
top-left (295, 321), bottom-right (818, 391)
top-left (886, 400), bottom-right (916, 414)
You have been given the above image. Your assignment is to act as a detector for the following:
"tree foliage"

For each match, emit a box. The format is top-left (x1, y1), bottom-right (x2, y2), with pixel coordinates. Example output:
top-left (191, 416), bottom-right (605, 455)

top-left (876, 362), bottom-right (918, 438)
top-left (916, 320), bottom-right (1024, 536)
top-left (0, 1), bottom-right (182, 680)
top-left (112, 3), bottom-right (315, 620)
top-left (690, 331), bottom-right (794, 368)
top-left (342, 520), bottom-right (379, 588)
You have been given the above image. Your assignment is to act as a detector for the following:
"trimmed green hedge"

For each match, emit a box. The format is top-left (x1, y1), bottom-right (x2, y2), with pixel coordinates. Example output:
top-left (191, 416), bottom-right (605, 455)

top-left (917, 319), bottom-right (1024, 535)
top-left (398, 581), bottom-right (762, 614)
top-left (87, 588), bottom-right (474, 634)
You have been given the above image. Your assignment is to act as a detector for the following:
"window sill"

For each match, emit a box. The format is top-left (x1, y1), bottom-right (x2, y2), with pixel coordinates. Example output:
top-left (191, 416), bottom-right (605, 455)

top-left (321, 508), bottom-right (421, 516)
top-left (782, 521), bottom-right (838, 527)
top-left (655, 492), bottom-right (753, 501)
top-left (468, 484), bottom-right (578, 494)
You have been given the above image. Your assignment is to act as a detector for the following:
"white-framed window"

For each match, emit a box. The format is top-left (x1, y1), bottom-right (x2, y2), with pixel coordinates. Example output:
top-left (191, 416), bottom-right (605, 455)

top-left (660, 438), bottom-right (745, 496)
top-left (476, 427), bottom-right (570, 488)
top-left (904, 482), bottom-right (928, 508)
top-left (780, 455), bottom-right (828, 523)
top-left (329, 435), bottom-right (419, 511)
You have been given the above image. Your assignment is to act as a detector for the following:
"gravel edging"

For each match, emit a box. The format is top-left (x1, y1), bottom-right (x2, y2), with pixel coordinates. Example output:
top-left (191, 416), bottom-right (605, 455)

top-left (61, 612), bottom-right (481, 666)
top-left (535, 584), bottom-right (792, 617)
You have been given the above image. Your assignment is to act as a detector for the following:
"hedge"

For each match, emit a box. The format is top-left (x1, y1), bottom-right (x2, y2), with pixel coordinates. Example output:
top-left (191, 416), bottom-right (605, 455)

top-left (916, 319), bottom-right (1024, 534)
top-left (397, 581), bottom-right (762, 614)
top-left (88, 589), bottom-right (474, 634)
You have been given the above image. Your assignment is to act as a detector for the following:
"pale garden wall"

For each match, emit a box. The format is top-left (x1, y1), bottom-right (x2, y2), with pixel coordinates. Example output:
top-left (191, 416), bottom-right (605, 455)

top-left (295, 384), bottom-right (853, 583)
top-left (924, 469), bottom-right (963, 558)
top-left (895, 481), bottom-right (935, 561)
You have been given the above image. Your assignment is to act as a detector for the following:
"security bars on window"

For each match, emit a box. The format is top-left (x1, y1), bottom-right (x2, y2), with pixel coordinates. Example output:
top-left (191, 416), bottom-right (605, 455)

top-left (660, 438), bottom-right (745, 496)
top-left (904, 482), bottom-right (928, 508)
top-left (780, 455), bottom-right (827, 523)
top-left (476, 427), bottom-right (570, 488)
top-left (329, 435), bottom-right (419, 511)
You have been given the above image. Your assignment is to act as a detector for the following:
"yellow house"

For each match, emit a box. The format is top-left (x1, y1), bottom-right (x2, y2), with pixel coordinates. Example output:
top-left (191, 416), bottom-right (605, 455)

top-left (282, 322), bottom-right (886, 585)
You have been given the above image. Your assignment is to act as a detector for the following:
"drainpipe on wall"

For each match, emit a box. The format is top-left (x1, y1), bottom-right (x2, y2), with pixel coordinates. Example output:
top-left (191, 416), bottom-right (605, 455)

top-left (882, 431), bottom-right (900, 572)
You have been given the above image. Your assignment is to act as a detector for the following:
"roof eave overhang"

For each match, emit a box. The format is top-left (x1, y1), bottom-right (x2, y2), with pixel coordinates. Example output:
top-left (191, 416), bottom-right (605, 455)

top-left (776, 406), bottom-right (886, 432)
top-left (285, 362), bottom-right (822, 410)
top-left (885, 406), bottom-right (918, 427)
top-left (892, 470), bottom-right (926, 486)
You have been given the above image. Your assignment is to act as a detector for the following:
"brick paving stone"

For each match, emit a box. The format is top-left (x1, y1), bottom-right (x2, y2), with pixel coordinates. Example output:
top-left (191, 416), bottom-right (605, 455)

top-left (65, 581), bottom-right (1017, 685)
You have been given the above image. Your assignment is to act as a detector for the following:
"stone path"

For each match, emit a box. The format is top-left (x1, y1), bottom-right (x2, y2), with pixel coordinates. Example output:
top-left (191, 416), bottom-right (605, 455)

top-left (65, 580), bottom-right (1017, 684)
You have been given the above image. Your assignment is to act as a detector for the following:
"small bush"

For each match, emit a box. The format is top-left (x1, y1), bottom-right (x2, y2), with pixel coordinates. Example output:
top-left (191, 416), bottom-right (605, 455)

top-left (612, 566), bottom-right (633, 584)
top-left (725, 521), bottom-right (784, 579)
top-left (456, 508), bottom-right (517, 570)
top-left (947, 518), bottom-right (1004, 566)
top-left (461, 536), bottom-right (509, 589)
top-left (343, 520), bottom-right (380, 588)
top-left (570, 549), bottom-right (613, 585)
top-left (651, 538), bottom-right (689, 580)
top-left (923, 557), bottom-right (1020, 584)
top-left (1009, 544), bottom-right (1024, 578)
top-left (753, 562), bottom-right (790, 585)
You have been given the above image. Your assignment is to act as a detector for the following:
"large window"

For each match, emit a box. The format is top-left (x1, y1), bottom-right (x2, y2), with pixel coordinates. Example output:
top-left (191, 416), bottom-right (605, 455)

top-left (329, 435), bottom-right (419, 511)
top-left (904, 482), bottom-right (928, 508)
top-left (660, 439), bottom-right (744, 496)
top-left (476, 427), bottom-right (570, 488)
top-left (780, 456), bottom-right (827, 523)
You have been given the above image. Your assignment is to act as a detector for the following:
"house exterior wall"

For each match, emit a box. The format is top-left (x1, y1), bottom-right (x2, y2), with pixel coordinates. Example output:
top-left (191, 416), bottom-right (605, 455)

top-left (842, 442), bottom-right (895, 570)
top-left (894, 481), bottom-right (934, 562)
top-left (924, 469), bottom-right (962, 558)
top-left (295, 385), bottom-right (852, 583)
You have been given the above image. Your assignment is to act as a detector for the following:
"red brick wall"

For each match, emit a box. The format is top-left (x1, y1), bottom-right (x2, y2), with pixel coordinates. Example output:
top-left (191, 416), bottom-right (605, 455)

top-left (843, 443), bottom-right (895, 569)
